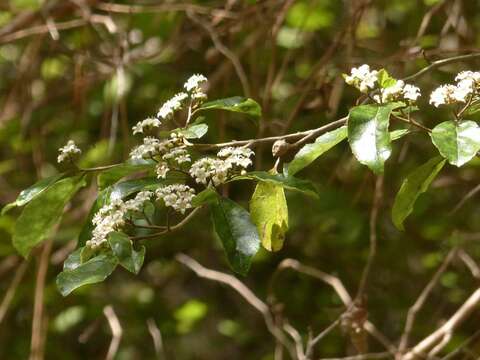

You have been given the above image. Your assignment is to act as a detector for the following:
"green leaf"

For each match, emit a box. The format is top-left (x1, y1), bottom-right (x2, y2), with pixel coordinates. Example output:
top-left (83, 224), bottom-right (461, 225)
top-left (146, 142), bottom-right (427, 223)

top-left (232, 171), bottom-right (318, 198)
top-left (392, 156), bottom-right (446, 230)
top-left (192, 187), bottom-right (218, 207)
top-left (2, 173), bottom-right (65, 215)
top-left (177, 124), bottom-right (209, 139)
top-left (377, 69), bottom-right (397, 88)
top-left (108, 232), bottom-right (145, 274)
top-left (430, 120), bottom-right (480, 167)
top-left (210, 197), bottom-right (260, 275)
top-left (250, 182), bottom-right (288, 251)
top-left (13, 175), bottom-right (86, 257)
top-left (63, 248), bottom-right (83, 271)
top-left (97, 160), bottom-right (155, 190)
top-left (347, 103), bottom-right (401, 174)
top-left (56, 253), bottom-right (118, 296)
top-left (390, 129), bottom-right (410, 141)
top-left (286, 126), bottom-right (347, 176)
top-left (200, 97), bottom-right (261, 118)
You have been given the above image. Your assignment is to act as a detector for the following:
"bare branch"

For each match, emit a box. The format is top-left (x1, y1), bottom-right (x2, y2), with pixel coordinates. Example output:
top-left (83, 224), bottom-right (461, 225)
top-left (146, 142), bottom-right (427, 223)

top-left (0, 261), bottom-right (28, 325)
top-left (147, 318), bottom-right (165, 360)
top-left (103, 305), bottom-right (123, 360)
top-left (175, 253), bottom-right (297, 359)
top-left (30, 240), bottom-right (53, 360)
top-left (403, 288), bottom-right (480, 359)
top-left (398, 248), bottom-right (457, 353)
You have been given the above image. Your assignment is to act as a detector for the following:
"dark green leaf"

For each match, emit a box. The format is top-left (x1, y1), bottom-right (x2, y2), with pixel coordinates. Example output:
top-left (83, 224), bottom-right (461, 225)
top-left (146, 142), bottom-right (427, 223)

top-left (347, 103), bottom-right (401, 173)
top-left (2, 173), bottom-right (65, 215)
top-left (97, 160), bottom-right (155, 190)
top-left (250, 181), bottom-right (288, 251)
top-left (192, 187), bottom-right (218, 207)
top-left (210, 197), bottom-right (260, 275)
top-left (430, 120), bottom-right (480, 167)
top-left (13, 175), bottom-right (86, 257)
top-left (286, 126), bottom-right (347, 176)
top-left (56, 253), bottom-right (118, 296)
top-left (200, 97), bottom-right (261, 118)
top-left (392, 156), bottom-right (446, 230)
top-left (232, 171), bottom-right (318, 198)
top-left (108, 232), bottom-right (145, 274)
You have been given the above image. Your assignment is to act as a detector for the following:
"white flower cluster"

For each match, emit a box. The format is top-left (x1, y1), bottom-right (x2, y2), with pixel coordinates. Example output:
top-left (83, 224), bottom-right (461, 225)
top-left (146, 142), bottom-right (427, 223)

top-left (189, 147), bottom-right (254, 186)
top-left (87, 191), bottom-right (153, 248)
top-left (374, 80), bottom-right (421, 103)
top-left (57, 140), bottom-right (81, 164)
top-left (129, 133), bottom-right (188, 161)
top-left (156, 184), bottom-right (195, 214)
top-left (130, 74), bottom-right (208, 135)
top-left (429, 71), bottom-right (480, 107)
top-left (157, 92), bottom-right (188, 120)
top-left (132, 117), bottom-right (161, 135)
top-left (344, 64), bottom-right (421, 103)
top-left (344, 64), bottom-right (379, 93)
top-left (184, 74), bottom-right (208, 100)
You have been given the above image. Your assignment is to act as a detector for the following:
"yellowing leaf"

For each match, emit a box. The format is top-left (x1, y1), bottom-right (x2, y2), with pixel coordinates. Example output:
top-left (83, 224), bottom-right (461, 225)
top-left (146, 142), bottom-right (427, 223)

top-left (250, 181), bottom-right (288, 252)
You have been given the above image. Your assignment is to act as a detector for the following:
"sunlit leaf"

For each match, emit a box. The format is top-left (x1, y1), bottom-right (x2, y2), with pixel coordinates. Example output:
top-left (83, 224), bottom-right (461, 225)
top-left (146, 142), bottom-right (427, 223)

top-left (232, 171), bottom-right (318, 198)
top-left (348, 103), bottom-right (402, 173)
top-left (430, 120), bottom-right (480, 167)
top-left (250, 181), bottom-right (288, 251)
top-left (286, 126), bottom-right (347, 176)
top-left (210, 197), bottom-right (260, 275)
top-left (392, 156), bottom-right (446, 230)
top-left (200, 97), bottom-right (261, 118)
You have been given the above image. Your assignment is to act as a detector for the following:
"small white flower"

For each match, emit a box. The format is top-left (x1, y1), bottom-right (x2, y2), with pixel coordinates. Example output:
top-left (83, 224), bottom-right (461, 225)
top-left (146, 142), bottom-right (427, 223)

top-left (429, 85), bottom-right (455, 107)
top-left (157, 92), bottom-right (188, 119)
top-left (132, 117), bottom-right (161, 135)
top-left (453, 79), bottom-right (474, 102)
top-left (156, 162), bottom-right (169, 179)
top-left (156, 184), bottom-right (195, 214)
top-left (162, 147), bottom-right (191, 164)
top-left (129, 137), bottom-right (165, 160)
top-left (381, 80), bottom-right (405, 102)
top-left (57, 140), bottom-right (81, 163)
top-left (455, 71), bottom-right (480, 83)
top-left (184, 74), bottom-right (208, 92)
top-left (403, 84), bottom-right (421, 101)
top-left (344, 64), bottom-right (378, 93)
top-left (189, 157), bottom-right (231, 186)
top-left (217, 146), bottom-right (254, 169)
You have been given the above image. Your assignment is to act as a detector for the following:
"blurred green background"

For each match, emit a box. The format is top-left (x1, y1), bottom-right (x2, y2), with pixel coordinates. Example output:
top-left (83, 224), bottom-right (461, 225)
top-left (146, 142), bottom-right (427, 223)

top-left (1, 0), bottom-right (480, 359)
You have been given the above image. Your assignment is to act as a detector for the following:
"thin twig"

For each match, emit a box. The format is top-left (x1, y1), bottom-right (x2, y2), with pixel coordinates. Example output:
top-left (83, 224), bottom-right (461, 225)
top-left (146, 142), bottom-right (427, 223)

top-left (30, 239), bottom-right (53, 360)
top-left (147, 318), bottom-right (165, 360)
top-left (103, 305), bottom-right (123, 360)
top-left (402, 53), bottom-right (480, 81)
top-left (187, 11), bottom-right (251, 97)
top-left (398, 248), bottom-right (457, 354)
top-left (356, 175), bottom-right (383, 299)
top-left (402, 287), bottom-right (480, 359)
top-left (0, 261), bottom-right (28, 325)
top-left (175, 253), bottom-right (297, 359)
